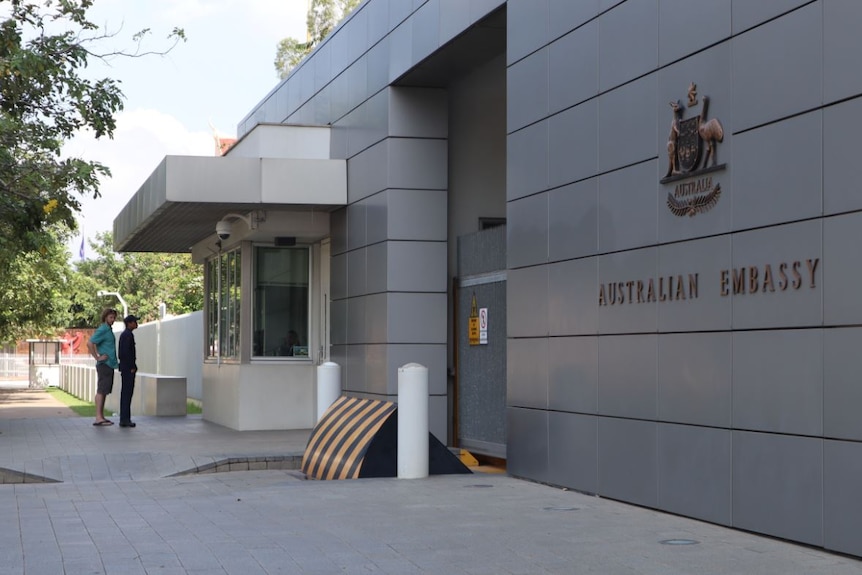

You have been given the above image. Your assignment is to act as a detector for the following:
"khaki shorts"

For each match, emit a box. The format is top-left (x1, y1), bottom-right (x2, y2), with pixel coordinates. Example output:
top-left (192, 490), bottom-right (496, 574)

top-left (96, 363), bottom-right (114, 394)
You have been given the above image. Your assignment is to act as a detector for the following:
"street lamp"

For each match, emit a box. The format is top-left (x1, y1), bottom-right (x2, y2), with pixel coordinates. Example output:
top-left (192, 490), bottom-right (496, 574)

top-left (96, 290), bottom-right (128, 320)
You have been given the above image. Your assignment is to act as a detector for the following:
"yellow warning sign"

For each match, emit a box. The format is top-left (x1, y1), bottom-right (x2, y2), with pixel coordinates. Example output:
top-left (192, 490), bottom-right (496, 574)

top-left (468, 293), bottom-right (480, 346)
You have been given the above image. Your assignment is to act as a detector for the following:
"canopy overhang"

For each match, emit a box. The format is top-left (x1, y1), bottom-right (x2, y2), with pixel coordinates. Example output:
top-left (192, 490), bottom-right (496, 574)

top-left (112, 125), bottom-right (346, 253)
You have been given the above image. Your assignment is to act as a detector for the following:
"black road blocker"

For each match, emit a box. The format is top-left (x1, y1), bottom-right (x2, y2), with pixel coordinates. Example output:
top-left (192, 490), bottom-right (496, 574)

top-left (301, 396), bottom-right (471, 480)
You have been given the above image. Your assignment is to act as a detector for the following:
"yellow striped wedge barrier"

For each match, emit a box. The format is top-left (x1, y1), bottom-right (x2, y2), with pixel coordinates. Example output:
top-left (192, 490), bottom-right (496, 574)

top-left (301, 395), bottom-right (471, 480)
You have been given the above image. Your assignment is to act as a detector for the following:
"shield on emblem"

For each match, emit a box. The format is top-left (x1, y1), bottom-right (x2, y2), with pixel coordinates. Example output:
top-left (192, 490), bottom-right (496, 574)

top-left (676, 116), bottom-right (702, 173)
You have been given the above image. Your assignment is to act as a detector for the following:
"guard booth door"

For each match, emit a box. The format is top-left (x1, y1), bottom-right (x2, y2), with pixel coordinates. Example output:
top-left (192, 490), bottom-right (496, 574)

top-left (455, 226), bottom-right (506, 459)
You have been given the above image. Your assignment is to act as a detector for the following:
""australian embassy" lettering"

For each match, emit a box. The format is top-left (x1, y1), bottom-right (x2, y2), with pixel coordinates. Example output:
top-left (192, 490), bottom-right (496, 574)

top-left (598, 258), bottom-right (819, 305)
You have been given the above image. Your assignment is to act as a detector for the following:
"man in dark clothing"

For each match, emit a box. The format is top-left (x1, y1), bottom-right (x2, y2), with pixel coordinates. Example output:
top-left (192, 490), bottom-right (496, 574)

top-left (118, 315), bottom-right (139, 428)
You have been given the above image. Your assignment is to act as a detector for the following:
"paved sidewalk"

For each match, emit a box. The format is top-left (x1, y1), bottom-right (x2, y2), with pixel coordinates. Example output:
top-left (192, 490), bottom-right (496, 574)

top-left (0, 381), bottom-right (77, 419)
top-left (1, 387), bottom-right (862, 574)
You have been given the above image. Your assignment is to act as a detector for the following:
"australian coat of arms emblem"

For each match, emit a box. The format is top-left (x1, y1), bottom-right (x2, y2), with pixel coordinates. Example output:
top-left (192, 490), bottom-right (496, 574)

top-left (661, 83), bottom-right (726, 217)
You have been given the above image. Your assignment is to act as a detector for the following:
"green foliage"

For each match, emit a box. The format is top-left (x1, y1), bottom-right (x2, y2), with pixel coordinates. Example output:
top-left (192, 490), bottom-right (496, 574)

top-left (0, 0), bottom-right (185, 343)
top-left (78, 232), bottom-right (203, 323)
top-left (0, 225), bottom-right (75, 344)
top-left (274, 0), bottom-right (360, 79)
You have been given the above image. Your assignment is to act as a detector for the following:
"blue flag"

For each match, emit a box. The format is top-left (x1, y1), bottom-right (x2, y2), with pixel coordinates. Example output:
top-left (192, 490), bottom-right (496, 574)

top-left (78, 235), bottom-right (85, 260)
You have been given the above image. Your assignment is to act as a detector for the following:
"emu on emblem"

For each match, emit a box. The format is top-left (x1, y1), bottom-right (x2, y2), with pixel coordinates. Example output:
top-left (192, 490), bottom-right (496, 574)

top-left (662, 83), bottom-right (726, 217)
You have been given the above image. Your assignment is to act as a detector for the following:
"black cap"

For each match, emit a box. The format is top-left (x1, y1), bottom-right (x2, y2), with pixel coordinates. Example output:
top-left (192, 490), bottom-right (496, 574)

top-left (124, 315), bottom-right (139, 324)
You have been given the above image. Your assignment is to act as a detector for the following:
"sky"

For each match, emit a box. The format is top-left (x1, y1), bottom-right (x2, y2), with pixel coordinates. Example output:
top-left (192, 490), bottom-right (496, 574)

top-left (64, 0), bottom-right (309, 258)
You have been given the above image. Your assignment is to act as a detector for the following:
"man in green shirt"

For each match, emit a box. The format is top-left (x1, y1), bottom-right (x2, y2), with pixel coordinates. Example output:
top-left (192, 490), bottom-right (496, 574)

top-left (87, 308), bottom-right (119, 426)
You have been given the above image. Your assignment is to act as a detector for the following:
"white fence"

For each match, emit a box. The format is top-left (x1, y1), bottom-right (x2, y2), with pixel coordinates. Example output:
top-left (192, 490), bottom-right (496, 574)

top-left (17, 310), bottom-right (204, 404)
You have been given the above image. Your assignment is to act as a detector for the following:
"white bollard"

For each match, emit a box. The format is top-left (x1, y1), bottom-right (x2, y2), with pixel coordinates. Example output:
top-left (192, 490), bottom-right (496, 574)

top-left (316, 362), bottom-right (342, 422)
top-left (397, 362), bottom-right (429, 479)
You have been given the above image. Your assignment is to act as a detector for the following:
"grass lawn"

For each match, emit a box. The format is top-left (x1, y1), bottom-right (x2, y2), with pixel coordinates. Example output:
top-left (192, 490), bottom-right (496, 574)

top-left (45, 388), bottom-right (202, 416)
top-left (45, 387), bottom-right (112, 417)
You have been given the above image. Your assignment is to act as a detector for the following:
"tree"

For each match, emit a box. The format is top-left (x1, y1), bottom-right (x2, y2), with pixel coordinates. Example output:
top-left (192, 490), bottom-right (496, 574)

top-left (274, 0), bottom-right (360, 79)
top-left (0, 0), bottom-right (183, 342)
top-left (0, 0), bottom-right (184, 261)
top-left (76, 232), bottom-right (204, 324)
top-left (0, 225), bottom-right (75, 344)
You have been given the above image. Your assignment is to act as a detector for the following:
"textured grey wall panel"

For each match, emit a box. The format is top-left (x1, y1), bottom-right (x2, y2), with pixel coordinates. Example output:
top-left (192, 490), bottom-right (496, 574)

top-left (657, 235), bottom-right (732, 332)
top-left (548, 258), bottom-right (598, 336)
top-left (367, 189), bottom-right (448, 244)
top-left (365, 343), bottom-right (447, 396)
top-left (347, 248), bottom-right (367, 298)
top-left (508, 48), bottom-right (549, 131)
top-left (549, 0), bottom-right (600, 40)
top-left (731, 2), bottom-right (822, 131)
top-left (731, 111), bottom-right (822, 231)
top-left (730, 220), bottom-right (823, 330)
top-left (410, 1), bottom-right (441, 66)
top-left (507, 120), bottom-right (549, 200)
top-left (731, 0), bottom-right (813, 34)
top-left (347, 202), bottom-right (367, 251)
top-left (330, 301), bottom-right (347, 346)
top-left (548, 411), bottom-right (598, 493)
top-left (507, 266), bottom-right (549, 338)
top-left (389, 139), bottom-right (448, 190)
top-left (330, 253), bottom-right (347, 301)
top-left (507, 337), bottom-right (548, 410)
top-left (389, 88), bottom-right (448, 138)
top-left (658, 332), bottom-right (731, 428)
top-left (824, 1), bottom-right (862, 103)
top-left (346, 295), bottom-right (366, 345)
top-left (346, 91), bottom-right (389, 158)
top-left (348, 141), bottom-right (389, 202)
top-left (657, 424), bottom-right (731, 526)
top-left (824, 213), bottom-right (862, 326)
top-left (548, 20), bottom-right (598, 114)
top-left (598, 161), bottom-right (658, 253)
top-left (658, 0), bottom-right (730, 66)
top-left (386, 293), bottom-right (448, 344)
top-left (458, 226), bottom-right (507, 277)
top-left (732, 329), bottom-right (823, 436)
top-left (507, 193), bottom-right (549, 268)
top-left (598, 334), bottom-right (657, 419)
top-left (598, 0), bottom-right (658, 92)
top-left (548, 179), bottom-right (599, 262)
top-left (597, 247), bottom-right (658, 334)
top-left (548, 100), bottom-right (599, 188)
top-left (548, 336), bottom-right (598, 413)
top-left (823, 328), bottom-right (862, 441)
top-left (507, 0), bottom-right (549, 64)
top-left (507, 407), bottom-right (550, 483)
top-left (344, 343), bottom-right (368, 393)
top-left (824, 98), bottom-right (862, 215)
top-left (366, 241), bottom-right (448, 294)
top-left (388, 19), bottom-right (413, 83)
top-left (598, 417), bottom-right (658, 507)
top-left (598, 74), bottom-right (658, 173)
top-left (824, 440), bottom-right (862, 557)
top-left (732, 431), bottom-right (823, 546)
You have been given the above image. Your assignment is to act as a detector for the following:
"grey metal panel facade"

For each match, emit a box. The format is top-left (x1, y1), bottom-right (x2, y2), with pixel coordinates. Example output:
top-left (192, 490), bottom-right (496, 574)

top-left (501, 0), bottom-right (861, 557)
top-left (235, 0), bottom-right (862, 557)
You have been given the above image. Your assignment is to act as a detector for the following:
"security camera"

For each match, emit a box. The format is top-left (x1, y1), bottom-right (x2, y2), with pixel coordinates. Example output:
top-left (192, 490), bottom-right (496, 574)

top-left (216, 220), bottom-right (232, 241)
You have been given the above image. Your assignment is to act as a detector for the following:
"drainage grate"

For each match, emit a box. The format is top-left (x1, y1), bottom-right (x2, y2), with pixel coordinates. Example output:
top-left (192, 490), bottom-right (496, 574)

top-left (660, 539), bottom-right (699, 546)
top-left (543, 506), bottom-right (579, 511)
top-left (464, 484), bottom-right (494, 488)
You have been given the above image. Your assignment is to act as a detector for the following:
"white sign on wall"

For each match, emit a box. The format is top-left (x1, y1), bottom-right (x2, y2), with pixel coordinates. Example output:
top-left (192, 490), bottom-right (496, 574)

top-left (479, 308), bottom-right (488, 345)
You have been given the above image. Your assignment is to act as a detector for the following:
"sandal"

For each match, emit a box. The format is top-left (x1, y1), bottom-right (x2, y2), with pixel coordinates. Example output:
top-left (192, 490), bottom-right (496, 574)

top-left (92, 420), bottom-right (114, 426)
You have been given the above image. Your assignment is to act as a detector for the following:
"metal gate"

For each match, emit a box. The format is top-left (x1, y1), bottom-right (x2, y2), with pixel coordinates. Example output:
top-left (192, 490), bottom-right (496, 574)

top-left (455, 226), bottom-right (506, 458)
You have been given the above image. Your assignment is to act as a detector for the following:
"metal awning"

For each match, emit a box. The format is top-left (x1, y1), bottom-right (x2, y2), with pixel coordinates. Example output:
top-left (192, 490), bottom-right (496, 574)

top-left (113, 154), bottom-right (346, 253)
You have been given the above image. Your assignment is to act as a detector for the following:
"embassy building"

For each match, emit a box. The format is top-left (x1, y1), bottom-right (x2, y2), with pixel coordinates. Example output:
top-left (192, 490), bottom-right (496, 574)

top-left (114, 0), bottom-right (862, 557)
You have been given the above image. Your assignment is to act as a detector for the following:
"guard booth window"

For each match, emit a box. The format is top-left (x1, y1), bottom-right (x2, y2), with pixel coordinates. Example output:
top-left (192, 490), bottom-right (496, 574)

top-left (206, 248), bottom-right (241, 360)
top-left (253, 246), bottom-right (310, 358)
